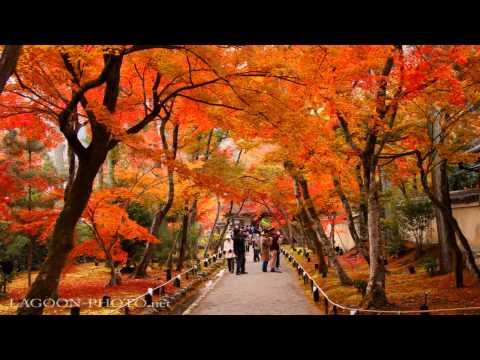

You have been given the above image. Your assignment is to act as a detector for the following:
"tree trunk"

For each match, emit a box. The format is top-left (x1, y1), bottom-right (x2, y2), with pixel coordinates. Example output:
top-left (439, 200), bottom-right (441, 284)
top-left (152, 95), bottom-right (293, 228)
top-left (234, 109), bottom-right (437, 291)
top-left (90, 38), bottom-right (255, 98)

top-left (216, 220), bottom-right (230, 254)
top-left (133, 167), bottom-right (175, 278)
top-left (133, 122), bottom-right (178, 278)
top-left (213, 197), bottom-right (247, 254)
top-left (188, 198), bottom-right (200, 261)
top-left (363, 184), bottom-right (388, 308)
top-left (189, 199), bottom-right (198, 229)
top-left (284, 161), bottom-right (328, 274)
top-left (297, 176), bottom-right (352, 286)
top-left (355, 165), bottom-right (369, 249)
top-left (416, 155), bottom-right (473, 286)
top-left (298, 205), bottom-right (326, 271)
top-left (26, 239), bottom-right (33, 288)
top-left (17, 52), bottom-right (124, 315)
top-left (211, 148), bottom-right (244, 253)
top-left (279, 207), bottom-right (294, 244)
top-left (105, 253), bottom-right (121, 287)
top-left (165, 227), bottom-right (180, 270)
top-left (329, 215), bottom-right (336, 250)
top-left (432, 160), bottom-right (455, 274)
top-left (106, 152), bottom-right (116, 187)
top-left (431, 117), bottom-right (454, 274)
top-left (17, 154), bottom-right (107, 315)
top-left (64, 104), bottom-right (79, 202)
top-left (64, 146), bottom-right (75, 199)
top-left (26, 144), bottom-right (33, 287)
top-left (189, 129), bottom-right (215, 260)
top-left (176, 207), bottom-right (190, 271)
top-left (333, 177), bottom-right (370, 264)
top-left (425, 183), bottom-right (465, 286)
top-left (0, 45), bottom-right (22, 96)
top-left (204, 196), bottom-right (221, 258)
top-left (52, 142), bottom-right (66, 176)
top-left (97, 164), bottom-right (105, 189)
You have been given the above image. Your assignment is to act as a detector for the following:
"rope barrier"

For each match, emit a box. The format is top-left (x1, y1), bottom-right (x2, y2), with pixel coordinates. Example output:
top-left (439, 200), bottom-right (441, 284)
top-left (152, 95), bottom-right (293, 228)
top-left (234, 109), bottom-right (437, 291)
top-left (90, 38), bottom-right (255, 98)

top-left (282, 248), bottom-right (480, 315)
top-left (108, 251), bottom-right (222, 314)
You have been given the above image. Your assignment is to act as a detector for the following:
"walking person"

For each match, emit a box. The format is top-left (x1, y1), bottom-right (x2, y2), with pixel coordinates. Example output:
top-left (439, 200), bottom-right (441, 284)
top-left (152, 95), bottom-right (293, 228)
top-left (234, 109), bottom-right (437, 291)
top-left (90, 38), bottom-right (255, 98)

top-left (261, 233), bottom-right (271, 272)
top-left (269, 232), bottom-right (281, 273)
top-left (253, 233), bottom-right (261, 262)
top-left (275, 231), bottom-right (282, 270)
top-left (244, 230), bottom-right (251, 253)
top-left (233, 228), bottom-right (247, 275)
top-left (223, 234), bottom-right (236, 273)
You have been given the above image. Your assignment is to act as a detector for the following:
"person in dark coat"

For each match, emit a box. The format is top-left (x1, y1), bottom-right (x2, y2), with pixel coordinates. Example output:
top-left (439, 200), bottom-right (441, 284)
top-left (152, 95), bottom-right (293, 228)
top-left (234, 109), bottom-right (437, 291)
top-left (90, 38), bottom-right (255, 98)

top-left (275, 231), bottom-right (282, 270)
top-left (233, 228), bottom-right (247, 275)
top-left (269, 232), bottom-right (281, 273)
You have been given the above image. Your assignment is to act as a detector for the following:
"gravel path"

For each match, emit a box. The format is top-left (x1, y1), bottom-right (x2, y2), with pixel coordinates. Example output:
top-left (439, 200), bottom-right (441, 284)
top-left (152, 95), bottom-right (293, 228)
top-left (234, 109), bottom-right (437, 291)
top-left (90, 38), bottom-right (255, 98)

top-left (186, 250), bottom-right (321, 315)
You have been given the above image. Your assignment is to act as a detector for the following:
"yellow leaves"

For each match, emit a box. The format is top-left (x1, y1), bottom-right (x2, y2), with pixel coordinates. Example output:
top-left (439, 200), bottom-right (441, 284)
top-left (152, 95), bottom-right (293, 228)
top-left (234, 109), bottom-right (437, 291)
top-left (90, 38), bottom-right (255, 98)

top-left (186, 160), bottom-right (203, 170)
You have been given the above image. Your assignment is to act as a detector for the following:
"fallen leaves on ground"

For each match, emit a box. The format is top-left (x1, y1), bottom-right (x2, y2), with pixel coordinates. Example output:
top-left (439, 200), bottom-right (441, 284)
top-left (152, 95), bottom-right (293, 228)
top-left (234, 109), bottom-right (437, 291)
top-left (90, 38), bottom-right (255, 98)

top-left (287, 244), bottom-right (480, 315)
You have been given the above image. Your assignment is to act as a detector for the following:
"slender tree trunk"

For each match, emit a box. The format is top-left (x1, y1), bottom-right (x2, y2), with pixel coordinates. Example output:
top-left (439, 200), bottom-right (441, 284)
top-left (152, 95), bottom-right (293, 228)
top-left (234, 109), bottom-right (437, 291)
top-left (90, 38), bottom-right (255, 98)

top-left (334, 177), bottom-right (370, 263)
top-left (106, 152), bottom-right (116, 187)
top-left (432, 161), bottom-right (455, 274)
top-left (105, 252), bottom-right (121, 287)
top-left (363, 183), bottom-right (388, 308)
top-left (398, 180), bottom-right (408, 199)
top-left (279, 206), bottom-right (294, 244)
top-left (97, 164), bottom-right (105, 189)
top-left (216, 219), bottom-right (231, 254)
top-left (424, 179), bottom-right (464, 286)
top-left (299, 210), bottom-right (321, 262)
top-left (211, 148), bottom-right (243, 254)
top-left (26, 143), bottom-right (33, 287)
top-left (379, 166), bottom-right (393, 263)
top-left (214, 198), bottom-right (247, 253)
top-left (296, 216), bottom-right (307, 249)
top-left (176, 206), bottom-right (190, 271)
top-left (165, 226), bottom-right (181, 270)
top-left (432, 162), bottom-right (456, 274)
top-left (297, 175), bottom-right (352, 286)
top-left (204, 196), bottom-right (221, 258)
top-left (189, 200), bottom-right (198, 229)
top-left (430, 116), bottom-right (452, 269)
top-left (284, 161), bottom-right (328, 274)
top-left (0, 45), bottom-right (22, 96)
top-left (64, 102), bottom-right (79, 203)
top-left (52, 143), bottom-right (66, 176)
top-left (416, 154), bottom-right (476, 286)
top-left (64, 145), bottom-right (76, 203)
top-left (355, 165), bottom-right (369, 249)
top-left (133, 122), bottom-right (179, 278)
top-left (330, 215), bottom-right (336, 250)
top-left (133, 168), bottom-right (175, 278)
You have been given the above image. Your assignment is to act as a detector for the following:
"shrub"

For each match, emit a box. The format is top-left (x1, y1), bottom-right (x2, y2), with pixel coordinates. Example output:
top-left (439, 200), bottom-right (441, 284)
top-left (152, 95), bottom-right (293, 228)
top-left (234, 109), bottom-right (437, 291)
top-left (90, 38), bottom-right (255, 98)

top-left (353, 279), bottom-right (368, 297)
top-left (387, 237), bottom-right (406, 257)
top-left (422, 256), bottom-right (438, 276)
top-left (398, 199), bottom-right (433, 258)
top-left (382, 217), bottom-right (406, 257)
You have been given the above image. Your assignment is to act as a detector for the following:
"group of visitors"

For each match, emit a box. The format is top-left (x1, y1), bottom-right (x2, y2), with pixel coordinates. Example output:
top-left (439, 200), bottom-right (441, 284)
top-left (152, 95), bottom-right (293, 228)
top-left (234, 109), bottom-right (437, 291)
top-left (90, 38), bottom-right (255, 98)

top-left (222, 223), bottom-right (283, 275)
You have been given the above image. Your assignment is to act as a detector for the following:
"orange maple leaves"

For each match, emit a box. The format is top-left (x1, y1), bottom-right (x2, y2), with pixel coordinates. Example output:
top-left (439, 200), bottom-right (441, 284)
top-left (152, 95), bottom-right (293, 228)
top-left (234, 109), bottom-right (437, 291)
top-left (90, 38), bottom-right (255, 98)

top-left (74, 189), bottom-right (159, 264)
